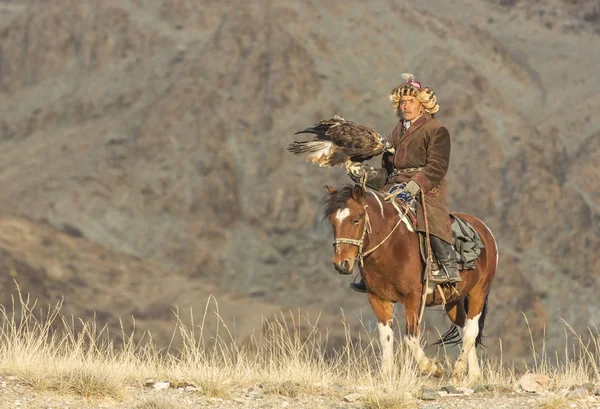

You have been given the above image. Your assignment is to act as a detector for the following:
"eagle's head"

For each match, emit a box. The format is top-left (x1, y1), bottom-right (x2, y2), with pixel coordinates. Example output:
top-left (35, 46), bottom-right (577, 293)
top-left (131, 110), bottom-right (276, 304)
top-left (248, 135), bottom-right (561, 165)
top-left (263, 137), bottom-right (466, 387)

top-left (382, 138), bottom-right (394, 153)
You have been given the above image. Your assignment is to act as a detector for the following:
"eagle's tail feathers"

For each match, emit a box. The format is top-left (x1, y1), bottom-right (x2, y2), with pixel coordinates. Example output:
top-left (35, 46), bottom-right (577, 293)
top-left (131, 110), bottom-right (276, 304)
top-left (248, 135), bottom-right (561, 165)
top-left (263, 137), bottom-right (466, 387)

top-left (287, 141), bottom-right (334, 166)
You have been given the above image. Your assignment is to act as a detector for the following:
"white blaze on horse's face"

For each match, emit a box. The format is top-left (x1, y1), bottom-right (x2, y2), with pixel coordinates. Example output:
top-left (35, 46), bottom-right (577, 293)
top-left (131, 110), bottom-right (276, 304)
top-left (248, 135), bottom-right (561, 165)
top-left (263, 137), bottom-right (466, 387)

top-left (335, 208), bottom-right (351, 224)
top-left (331, 205), bottom-right (364, 274)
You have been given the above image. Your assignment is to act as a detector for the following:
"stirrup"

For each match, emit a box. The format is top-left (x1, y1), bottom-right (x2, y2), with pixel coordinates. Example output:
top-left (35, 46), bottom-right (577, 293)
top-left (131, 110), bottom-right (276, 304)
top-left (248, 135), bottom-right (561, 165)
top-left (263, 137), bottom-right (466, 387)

top-left (349, 280), bottom-right (367, 293)
top-left (429, 268), bottom-right (461, 285)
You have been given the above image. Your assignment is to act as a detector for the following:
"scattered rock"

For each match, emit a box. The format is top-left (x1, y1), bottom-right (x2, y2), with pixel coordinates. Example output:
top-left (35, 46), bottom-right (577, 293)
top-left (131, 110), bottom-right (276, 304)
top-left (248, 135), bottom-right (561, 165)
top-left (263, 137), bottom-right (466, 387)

top-left (153, 381), bottom-right (171, 390)
top-left (518, 373), bottom-right (551, 393)
top-left (460, 387), bottom-right (474, 396)
top-left (581, 382), bottom-right (595, 392)
top-left (420, 389), bottom-right (440, 401)
top-left (343, 393), bottom-right (362, 402)
top-left (473, 384), bottom-right (487, 393)
top-left (246, 387), bottom-right (263, 398)
top-left (440, 385), bottom-right (462, 395)
top-left (566, 388), bottom-right (589, 399)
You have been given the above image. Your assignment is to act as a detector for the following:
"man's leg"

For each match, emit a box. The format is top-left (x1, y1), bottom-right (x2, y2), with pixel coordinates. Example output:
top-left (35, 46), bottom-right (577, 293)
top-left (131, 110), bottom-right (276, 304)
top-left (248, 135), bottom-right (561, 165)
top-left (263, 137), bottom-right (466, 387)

top-left (349, 276), bottom-right (367, 293)
top-left (429, 235), bottom-right (461, 284)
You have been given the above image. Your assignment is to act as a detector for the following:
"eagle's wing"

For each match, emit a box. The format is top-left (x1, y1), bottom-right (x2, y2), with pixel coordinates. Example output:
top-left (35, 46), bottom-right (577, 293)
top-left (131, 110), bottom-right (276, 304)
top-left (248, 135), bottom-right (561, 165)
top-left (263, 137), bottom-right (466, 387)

top-left (288, 116), bottom-right (384, 168)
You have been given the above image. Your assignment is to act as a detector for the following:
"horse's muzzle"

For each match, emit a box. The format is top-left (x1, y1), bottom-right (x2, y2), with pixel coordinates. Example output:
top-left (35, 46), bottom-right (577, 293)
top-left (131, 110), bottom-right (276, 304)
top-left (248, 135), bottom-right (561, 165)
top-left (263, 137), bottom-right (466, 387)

top-left (333, 260), bottom-right (353, 275)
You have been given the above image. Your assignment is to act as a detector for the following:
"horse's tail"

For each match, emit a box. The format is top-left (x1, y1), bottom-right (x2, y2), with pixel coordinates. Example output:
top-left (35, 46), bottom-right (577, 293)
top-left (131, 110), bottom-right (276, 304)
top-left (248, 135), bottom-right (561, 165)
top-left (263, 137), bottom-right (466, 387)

top-left (435, 322), bottom-right (461, 347)
top-left (434, 289), bottom-right (491, 348)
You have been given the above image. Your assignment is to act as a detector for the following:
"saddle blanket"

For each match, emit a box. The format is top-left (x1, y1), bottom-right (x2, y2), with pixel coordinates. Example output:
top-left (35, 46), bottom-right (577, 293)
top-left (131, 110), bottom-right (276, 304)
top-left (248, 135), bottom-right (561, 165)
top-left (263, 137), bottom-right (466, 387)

top-left (419, 215), bottom-right (485, 271)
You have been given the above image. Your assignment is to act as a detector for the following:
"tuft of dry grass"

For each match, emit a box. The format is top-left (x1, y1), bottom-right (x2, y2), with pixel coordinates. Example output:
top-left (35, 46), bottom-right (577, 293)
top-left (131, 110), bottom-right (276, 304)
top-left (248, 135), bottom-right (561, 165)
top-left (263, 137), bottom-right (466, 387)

top-left (0, 287), bottom-right (128, 399)
top-left (363, 397), bottom-right (417, 409)
top-left (134, 396), bottom-right (175, 409)
top-left (363, 382), bottom-right (418, 409)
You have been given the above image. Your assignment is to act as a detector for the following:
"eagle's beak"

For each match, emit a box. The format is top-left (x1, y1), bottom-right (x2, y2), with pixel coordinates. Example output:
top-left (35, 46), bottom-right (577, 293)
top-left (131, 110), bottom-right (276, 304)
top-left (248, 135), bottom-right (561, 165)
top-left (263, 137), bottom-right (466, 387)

top-left (382, 139), bottom-right (395, 154)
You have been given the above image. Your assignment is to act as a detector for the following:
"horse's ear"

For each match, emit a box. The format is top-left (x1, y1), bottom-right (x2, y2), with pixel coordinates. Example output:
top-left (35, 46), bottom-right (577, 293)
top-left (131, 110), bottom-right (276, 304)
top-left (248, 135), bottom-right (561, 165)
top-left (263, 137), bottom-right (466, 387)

top-left (325, 185), bottom-right (336, 194)
top-left (351, 184), bottom-right (365, 203)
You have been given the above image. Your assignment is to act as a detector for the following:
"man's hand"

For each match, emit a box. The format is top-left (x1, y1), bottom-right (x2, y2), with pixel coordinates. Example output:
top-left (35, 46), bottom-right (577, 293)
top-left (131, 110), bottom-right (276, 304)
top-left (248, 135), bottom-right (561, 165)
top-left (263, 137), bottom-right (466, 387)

top-left (348, 163), bottom-right (374, 183)
top-left (403, 180), bottom-right (421, 197)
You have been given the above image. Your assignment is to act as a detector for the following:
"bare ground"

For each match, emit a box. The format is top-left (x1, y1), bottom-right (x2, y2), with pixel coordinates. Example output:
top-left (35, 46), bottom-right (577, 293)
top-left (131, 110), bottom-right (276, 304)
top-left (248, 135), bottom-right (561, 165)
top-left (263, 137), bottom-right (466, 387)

top-left (1, 376), bottom-right (599, 409)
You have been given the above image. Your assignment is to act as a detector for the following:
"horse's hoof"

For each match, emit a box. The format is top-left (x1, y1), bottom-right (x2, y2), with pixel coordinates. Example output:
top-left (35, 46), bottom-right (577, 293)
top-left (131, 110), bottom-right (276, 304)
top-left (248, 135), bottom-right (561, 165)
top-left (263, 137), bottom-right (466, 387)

top-left (428, 359), bottom-right (445, 378)
top-left (466, 374), bottom-right (482, 385)
top-left (451, 369), bottom-right (468, 384)
top-left (451, 360), bottom-right (467, 384)
top-left (451, 374), bottom-right (463, 384)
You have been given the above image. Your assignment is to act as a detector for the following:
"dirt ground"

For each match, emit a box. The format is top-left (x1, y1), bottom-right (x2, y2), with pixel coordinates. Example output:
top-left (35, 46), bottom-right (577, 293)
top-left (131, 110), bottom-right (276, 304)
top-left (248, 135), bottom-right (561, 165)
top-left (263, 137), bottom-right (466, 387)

top-left (1, 377), bottom-right (599, 409)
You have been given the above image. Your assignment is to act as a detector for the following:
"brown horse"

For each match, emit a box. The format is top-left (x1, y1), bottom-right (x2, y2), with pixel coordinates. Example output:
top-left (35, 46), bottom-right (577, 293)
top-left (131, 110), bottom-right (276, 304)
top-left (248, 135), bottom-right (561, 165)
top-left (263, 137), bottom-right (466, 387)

top-left (325, 184), bottom-right (498, 383)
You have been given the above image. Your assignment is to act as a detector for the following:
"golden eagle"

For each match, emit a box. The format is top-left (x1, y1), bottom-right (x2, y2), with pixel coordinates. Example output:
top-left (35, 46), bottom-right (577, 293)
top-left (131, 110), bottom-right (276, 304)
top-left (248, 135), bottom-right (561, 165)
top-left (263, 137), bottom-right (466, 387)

top-left (288, 115), bottom-right (387, 173)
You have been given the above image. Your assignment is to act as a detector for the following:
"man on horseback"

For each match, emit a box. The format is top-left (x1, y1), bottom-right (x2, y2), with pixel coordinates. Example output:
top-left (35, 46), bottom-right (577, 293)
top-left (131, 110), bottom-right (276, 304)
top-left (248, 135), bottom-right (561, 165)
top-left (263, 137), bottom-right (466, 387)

top-left (349, 73), bottom-right (461, 292)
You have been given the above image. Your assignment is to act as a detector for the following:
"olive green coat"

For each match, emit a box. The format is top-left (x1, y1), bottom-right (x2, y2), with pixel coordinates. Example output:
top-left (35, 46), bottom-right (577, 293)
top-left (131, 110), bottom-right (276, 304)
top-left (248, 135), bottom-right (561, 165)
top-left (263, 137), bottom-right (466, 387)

top-left (381, 113), bottom-right (453, 243)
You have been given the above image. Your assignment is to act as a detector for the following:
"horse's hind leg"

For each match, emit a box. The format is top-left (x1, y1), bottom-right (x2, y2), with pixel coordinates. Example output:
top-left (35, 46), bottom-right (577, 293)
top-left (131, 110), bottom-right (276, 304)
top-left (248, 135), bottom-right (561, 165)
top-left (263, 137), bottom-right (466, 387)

top-left (445, 299), bottom-right (467, 329)
top-left (367, 293), bottom-right (395, 376)
top-left (451, 294), bottom-right (484, 384)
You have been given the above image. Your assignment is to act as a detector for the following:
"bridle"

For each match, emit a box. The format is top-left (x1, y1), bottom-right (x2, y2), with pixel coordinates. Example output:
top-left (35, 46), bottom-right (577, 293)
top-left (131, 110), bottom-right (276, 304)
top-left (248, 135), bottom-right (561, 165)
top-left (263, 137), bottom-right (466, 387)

top-left (333, 205), bottom-right (372, 267)
top-left (333, 197), bottom-right (414, 267)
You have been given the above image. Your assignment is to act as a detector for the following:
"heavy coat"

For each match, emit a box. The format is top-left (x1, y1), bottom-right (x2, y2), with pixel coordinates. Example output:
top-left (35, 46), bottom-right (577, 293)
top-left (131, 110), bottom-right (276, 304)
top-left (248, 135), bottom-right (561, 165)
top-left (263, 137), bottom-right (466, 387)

top-left (381, 113), bottom-right (453, 243)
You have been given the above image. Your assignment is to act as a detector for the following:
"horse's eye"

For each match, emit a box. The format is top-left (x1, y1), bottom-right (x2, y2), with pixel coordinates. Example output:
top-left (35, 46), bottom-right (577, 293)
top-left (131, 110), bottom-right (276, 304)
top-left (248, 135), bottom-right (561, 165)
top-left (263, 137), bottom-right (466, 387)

top-left (352, 219), bottom-right (360, 224)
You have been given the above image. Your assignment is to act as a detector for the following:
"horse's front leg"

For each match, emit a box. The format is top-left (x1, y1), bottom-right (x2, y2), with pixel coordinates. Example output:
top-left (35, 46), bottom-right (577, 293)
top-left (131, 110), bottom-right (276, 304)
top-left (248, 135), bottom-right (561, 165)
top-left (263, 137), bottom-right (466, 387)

top-left (367, 293), bottom-right (394, 376)
top-left (403, 295), bottom-right (445, 377)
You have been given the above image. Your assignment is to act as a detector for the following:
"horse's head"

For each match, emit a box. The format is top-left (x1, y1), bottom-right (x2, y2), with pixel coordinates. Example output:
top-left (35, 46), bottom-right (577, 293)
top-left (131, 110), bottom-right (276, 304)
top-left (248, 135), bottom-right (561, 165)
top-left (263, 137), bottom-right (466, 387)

top-left (324, 184), bottom-right (369, 275)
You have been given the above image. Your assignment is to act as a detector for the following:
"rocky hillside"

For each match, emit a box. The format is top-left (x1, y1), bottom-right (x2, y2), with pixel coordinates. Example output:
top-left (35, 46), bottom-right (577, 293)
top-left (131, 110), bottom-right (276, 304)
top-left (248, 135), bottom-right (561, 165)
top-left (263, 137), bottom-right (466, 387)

top-left (0, 0), bottom-right (598, 360)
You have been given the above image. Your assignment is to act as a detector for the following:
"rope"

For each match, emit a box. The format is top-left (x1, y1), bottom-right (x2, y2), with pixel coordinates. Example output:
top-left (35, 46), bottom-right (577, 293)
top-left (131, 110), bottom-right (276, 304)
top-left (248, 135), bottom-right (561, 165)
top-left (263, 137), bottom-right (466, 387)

top-left (418, 187), bottom-right (432, 329)
top-left (362, 198), bottom-right (413, 258)
top-left (436, 284), bottom-right (447, 307)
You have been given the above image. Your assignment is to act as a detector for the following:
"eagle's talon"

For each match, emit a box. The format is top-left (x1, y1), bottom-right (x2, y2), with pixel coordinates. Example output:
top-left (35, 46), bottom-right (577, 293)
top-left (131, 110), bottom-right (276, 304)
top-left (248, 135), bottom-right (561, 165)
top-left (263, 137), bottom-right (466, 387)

top-left (347, 163), bottom-right (362, 175)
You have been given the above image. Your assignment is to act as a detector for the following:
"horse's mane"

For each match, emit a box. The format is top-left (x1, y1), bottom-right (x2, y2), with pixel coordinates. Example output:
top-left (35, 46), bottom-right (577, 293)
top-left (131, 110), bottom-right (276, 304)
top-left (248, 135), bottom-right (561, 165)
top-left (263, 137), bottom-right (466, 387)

top-left (323, 184), bottom-right (355, 220)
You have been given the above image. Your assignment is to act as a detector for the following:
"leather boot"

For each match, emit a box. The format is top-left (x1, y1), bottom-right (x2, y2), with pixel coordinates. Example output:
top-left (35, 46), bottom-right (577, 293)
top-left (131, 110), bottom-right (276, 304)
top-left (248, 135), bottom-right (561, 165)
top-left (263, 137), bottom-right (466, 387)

top-left (349, 278), bottom-right (367, 293)
top-left (429, 236), bottom-right (461, 284)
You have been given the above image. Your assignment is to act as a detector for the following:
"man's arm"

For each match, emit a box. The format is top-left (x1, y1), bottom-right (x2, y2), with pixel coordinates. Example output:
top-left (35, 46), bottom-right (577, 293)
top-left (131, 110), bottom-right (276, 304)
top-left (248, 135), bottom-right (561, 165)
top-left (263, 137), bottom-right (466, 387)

top-left (411, 126), bottom-right (450, 192)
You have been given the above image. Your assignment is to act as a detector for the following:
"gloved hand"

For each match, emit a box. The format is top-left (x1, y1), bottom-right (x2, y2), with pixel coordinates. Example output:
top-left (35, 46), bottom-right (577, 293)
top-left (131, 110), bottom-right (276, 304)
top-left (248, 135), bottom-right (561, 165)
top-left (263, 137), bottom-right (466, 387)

top-left (348, 163), bottom-right (374, 183)
top-left (403, 180), bottom-right (421, 197)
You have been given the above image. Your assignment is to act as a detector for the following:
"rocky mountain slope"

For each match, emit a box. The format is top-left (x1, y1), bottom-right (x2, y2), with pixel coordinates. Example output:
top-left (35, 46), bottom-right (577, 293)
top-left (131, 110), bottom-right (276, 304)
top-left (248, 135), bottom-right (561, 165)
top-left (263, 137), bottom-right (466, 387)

top-left (0, 0), bottom-right (598, 360)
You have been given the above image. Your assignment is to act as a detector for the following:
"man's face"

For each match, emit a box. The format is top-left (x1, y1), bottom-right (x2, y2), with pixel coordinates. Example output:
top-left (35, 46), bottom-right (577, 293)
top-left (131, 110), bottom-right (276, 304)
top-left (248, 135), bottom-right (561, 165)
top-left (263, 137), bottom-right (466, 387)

top-left (399, 96), bottom-right (423, 121)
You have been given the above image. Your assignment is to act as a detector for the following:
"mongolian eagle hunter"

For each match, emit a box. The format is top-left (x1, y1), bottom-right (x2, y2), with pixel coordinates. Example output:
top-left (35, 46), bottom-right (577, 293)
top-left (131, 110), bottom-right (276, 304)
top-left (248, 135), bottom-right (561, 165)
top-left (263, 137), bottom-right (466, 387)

top-left (288, 115), bottom-right (387, 173)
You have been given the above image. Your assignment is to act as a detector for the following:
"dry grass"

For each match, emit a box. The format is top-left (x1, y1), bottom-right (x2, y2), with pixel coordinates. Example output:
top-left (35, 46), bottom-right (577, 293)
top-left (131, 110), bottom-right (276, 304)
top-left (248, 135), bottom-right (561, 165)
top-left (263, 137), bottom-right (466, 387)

top-left (0, 286), bottom-right (599, 404)
top-left (134, 396), bottom-right (175, 409)
top-left (535, 395), bottom-right (570, 409)
top-left (362, 382), bottom-right (418, 409)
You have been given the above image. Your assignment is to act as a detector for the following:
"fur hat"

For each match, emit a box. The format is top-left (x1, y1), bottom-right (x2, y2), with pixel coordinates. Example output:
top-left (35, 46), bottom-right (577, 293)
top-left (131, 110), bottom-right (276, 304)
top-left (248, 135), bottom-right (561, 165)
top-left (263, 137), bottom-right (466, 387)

top-left (390, 73), bottom-right (440, 116)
